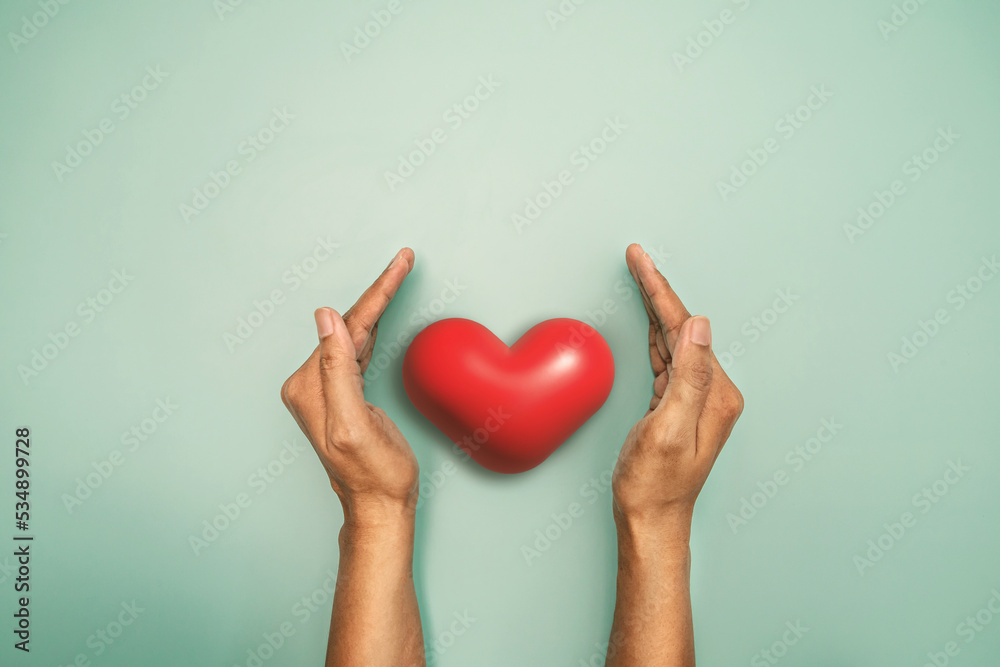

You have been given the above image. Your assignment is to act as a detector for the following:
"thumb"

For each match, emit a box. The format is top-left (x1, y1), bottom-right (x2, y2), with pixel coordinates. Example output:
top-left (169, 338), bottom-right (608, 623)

top-left (315, 307), bottom-right (367, 428)
top-left (658, 316), bottom-right (714, 426)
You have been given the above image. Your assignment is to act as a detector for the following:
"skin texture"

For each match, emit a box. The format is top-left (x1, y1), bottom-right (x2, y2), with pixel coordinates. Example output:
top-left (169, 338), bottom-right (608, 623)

top-left (280, 244), bottom-right (742, 666)
top-left (606, 244), bottom-right (744, 666)
top-left (280, 248), bottom-right (425, 667)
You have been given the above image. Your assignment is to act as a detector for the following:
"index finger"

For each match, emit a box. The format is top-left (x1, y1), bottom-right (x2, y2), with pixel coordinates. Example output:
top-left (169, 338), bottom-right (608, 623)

top-left (626, 248), bottom-right (670, 366)
top-left (343, 247), bottom-right (414, 349)
top-left (626, 243), bottom-right (691, 353)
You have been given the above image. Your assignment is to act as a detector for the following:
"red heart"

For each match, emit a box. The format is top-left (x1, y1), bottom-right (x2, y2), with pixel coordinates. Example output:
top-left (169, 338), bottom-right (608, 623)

top-left (402, 318), bottom-right (615, 474)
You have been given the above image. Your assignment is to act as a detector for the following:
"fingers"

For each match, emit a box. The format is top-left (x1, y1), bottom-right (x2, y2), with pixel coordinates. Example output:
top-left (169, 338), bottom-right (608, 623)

top-left (626, 246), bottom-right (671, 365)
top-left (357, 321), bottom-right (379, 374)
top-left (315, 308), bottom-right (367, 431)
top-left (343, 248), bottom-right (414, 353)
top-left (657, 317), bottom-right (714, 442)
top-left (647, 325), bottom-right (669, 376)
top-left (648, 371), bottom-right (669, 411)
top-left (288, 249), bottom-right (412, 426)
top-left (626, 243), bottom-right (691, 353)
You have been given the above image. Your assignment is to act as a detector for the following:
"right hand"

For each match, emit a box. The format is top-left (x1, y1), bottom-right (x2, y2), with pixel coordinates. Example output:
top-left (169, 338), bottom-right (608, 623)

top-left (611, 244), bottom-right (744, 528)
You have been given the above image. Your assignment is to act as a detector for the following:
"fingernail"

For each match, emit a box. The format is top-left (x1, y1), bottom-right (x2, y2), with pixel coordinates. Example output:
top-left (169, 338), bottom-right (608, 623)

top-left (690, 316), bottom-right (712, 346)
top-left (387, 250), bottom-right (401, 270)
top-left (315, 308), bottom-right (335, 340)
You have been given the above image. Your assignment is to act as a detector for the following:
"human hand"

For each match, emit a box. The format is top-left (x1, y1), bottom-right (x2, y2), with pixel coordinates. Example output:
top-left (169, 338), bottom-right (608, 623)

top-left (611, 244), bottom-right (744, 533)
top-left (281, 248), bottom-right (419, 525)
top-left (281, 249), bottom-right (425, 666)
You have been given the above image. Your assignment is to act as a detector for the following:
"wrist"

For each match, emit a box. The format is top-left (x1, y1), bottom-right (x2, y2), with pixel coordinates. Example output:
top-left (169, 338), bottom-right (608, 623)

top-left (340, 494), bottom-right (416, 544)
top-left (336, 499), bottom-right (417, 598)
top-left (613, 501), bottom-right (693, 561)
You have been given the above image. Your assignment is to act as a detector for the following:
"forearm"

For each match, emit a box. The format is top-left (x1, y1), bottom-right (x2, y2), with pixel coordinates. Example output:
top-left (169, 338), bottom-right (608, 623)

top-left (606, 508), bottom-right (695, 667)
top-left (327, 509), bottom-right (424, 667)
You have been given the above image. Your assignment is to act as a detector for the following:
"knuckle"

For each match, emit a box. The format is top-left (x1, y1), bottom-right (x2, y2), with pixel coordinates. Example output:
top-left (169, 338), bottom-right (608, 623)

top-left (733, 389), bottom-right (745, 416)
top-left (660, 420), bottom-right (694, 448)
top-left (319, 350), bottom-right (356, 375)
top-left (665, 320), bottom-right (685, 342)
top-left (329, 419), bottom-right (364, 448)
top-left (318, 351), bottom-right (338, 373)
top-left (720, 386), bottom-right (745, 420)
top-left (679, 363), bottom-right (713, 392)
top-left (344, 311), bottom-right (370, 336)
top-left (280, 373), bottom-right (303, 407)
top-left (374, 291), bottom-right (391, 314)
top-left (639, 415), bottom-right (680, 447)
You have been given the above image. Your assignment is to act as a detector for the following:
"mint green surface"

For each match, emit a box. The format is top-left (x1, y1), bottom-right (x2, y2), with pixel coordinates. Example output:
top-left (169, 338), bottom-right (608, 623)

top-left (2, 2), bottom-right (999, 665)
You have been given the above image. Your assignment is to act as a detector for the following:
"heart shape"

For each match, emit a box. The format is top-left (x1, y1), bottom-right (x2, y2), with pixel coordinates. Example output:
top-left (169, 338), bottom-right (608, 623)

top-left (402, 318), bottom-right (615, 474)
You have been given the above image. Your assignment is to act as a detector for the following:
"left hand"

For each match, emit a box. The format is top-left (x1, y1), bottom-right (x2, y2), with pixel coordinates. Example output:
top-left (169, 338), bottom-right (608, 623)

top-left (281, 248), bottom-right (420, 522)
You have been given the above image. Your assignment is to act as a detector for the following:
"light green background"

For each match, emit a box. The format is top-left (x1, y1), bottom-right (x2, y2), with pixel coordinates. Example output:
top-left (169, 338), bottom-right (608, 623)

top-left (2, 1), bottom-right (999, 665)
